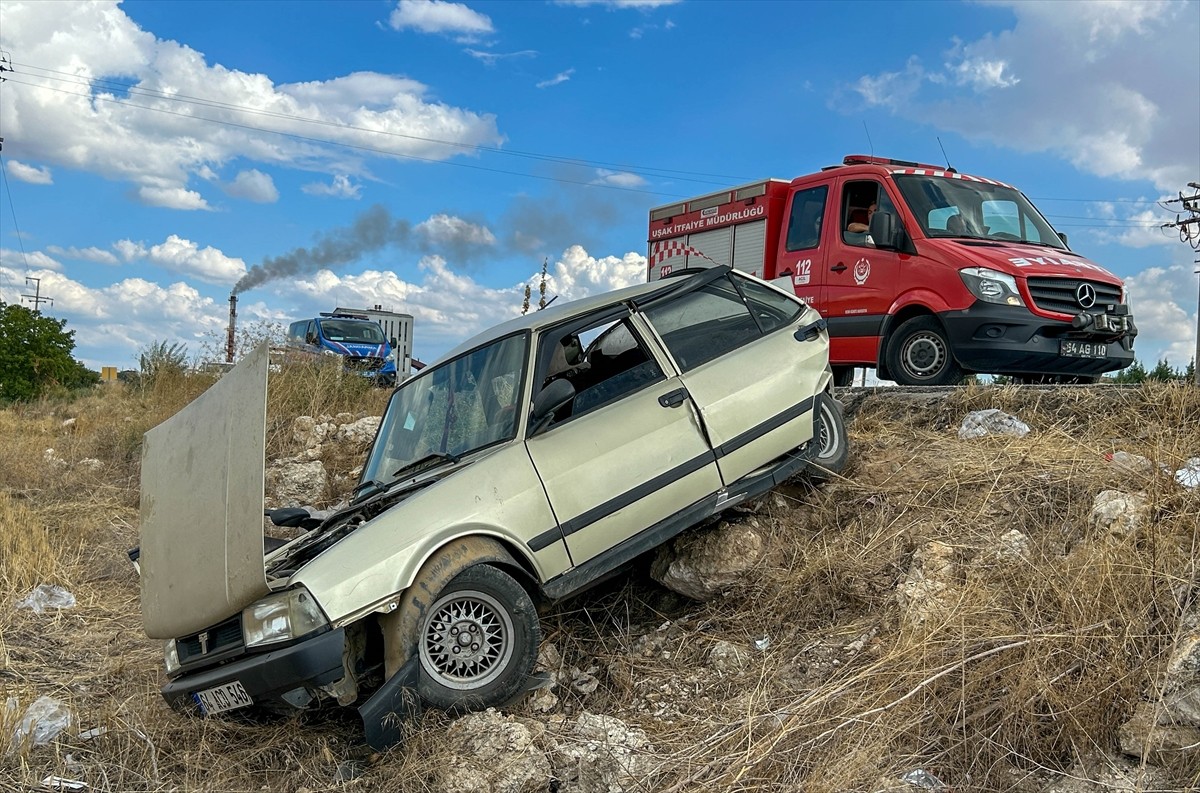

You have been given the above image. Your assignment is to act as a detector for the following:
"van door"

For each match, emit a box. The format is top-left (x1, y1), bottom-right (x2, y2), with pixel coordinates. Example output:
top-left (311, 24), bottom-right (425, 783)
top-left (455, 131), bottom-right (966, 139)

top-left (822, 177), bottom-right (906, 365)
top-left (776, 183), bottom-right (830, 314)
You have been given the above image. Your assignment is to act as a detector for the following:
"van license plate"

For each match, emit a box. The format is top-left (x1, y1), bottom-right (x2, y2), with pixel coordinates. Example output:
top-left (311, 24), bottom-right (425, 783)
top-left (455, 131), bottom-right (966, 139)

top-left (194, 681), bottom-right (253, 715)
top-left (1060, 340), bottom-right (1108, 359)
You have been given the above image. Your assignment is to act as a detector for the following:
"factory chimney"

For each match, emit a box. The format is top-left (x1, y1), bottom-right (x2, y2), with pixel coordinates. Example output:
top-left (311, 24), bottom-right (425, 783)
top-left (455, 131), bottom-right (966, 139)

top-left (226, 293), bottom-right (237, 363)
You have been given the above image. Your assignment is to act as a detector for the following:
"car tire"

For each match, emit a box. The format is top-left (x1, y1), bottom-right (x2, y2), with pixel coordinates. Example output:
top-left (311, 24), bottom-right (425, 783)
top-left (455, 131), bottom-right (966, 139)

top-left (416, 565), bottom-right (540, 712)
top-left (808, 392), bottom-right (848, 481)
top-left (886, 316), bottom-right (963, 386)
top-left (831, 366), bottom-right (855, 388)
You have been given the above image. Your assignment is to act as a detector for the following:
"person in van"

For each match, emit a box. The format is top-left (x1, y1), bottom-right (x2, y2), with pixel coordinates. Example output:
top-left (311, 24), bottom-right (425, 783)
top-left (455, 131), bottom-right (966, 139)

top-left (845, 203), bottom-right (876, 246)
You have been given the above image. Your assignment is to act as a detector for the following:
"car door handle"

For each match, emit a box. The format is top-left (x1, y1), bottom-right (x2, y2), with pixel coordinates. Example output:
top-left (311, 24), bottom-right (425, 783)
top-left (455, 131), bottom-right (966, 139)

top-left (794, 317), bottom-right (828, 342)
top-left (658, 387), bottom-right (689, 408)
top-left (831, 263), bottom-right (847, 273)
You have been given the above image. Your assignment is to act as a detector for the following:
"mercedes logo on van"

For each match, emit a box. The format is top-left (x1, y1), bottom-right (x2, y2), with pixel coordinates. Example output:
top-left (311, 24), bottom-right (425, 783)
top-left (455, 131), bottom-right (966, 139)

top-left (1075, 283), bottom-right (1097, 309)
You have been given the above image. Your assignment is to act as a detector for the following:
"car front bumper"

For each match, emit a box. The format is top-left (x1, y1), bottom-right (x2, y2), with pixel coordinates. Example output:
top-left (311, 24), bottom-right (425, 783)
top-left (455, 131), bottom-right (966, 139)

top-left (939, 302), bottom-right (1135, 376)
top-left (162, 627), bottom-right (346, 714)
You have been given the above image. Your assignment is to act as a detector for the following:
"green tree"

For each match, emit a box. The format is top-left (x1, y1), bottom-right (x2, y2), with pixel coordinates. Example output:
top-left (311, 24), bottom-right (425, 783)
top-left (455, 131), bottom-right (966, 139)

top-left (0, 302), bottom-right (99, 401)
top-left (1185, 358), bottom-right (1196, 384)
top-left (138, 340), bottom-right (190, 380)
top-left (1113, 359), bottom-right (1148, 384)
top-left (1147, 358), bottom-right (1177, 382)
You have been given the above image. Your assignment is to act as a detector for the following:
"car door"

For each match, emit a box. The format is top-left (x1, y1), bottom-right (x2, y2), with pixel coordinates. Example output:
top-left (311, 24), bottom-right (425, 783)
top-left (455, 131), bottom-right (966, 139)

top-left (639, 270), bottom-right (827, 486)
top-left (524, 307), bottom-right (722, 570)
top-left (822, 177), bottom-right (906, 364)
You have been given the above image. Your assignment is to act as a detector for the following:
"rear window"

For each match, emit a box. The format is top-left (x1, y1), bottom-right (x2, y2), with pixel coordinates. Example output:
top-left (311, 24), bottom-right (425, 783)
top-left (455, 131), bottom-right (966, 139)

top-left (644, 276), bottom-right (762, 371)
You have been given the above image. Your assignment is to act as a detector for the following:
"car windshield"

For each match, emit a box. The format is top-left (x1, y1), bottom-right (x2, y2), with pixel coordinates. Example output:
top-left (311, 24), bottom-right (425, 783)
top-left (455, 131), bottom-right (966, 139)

top-left (360, 333), bottom-right (528, 486)
top-left (893, 175), bottom-right (1067, 249)
top-left (319, 319), bottom-right (386, 344)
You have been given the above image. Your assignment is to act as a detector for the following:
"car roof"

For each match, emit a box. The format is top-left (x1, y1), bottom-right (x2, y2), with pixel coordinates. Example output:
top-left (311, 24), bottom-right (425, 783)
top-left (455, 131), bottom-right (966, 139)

top-left (435, 273), bottom-right (701, 364)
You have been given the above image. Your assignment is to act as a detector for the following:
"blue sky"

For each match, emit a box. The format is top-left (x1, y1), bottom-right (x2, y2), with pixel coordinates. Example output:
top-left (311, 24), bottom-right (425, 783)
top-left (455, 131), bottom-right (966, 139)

top-left (1, 0), bottom-right (1197, 371)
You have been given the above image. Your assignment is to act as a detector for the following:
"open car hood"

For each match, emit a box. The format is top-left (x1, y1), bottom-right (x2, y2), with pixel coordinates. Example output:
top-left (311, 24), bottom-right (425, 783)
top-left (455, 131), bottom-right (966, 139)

top-left (139, 343), bottom-right (271, 639)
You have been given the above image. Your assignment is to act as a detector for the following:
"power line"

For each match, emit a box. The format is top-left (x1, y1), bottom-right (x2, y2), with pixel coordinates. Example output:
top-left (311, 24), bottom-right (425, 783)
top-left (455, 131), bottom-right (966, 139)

top-left (0, 152), bottom-right (32, 274)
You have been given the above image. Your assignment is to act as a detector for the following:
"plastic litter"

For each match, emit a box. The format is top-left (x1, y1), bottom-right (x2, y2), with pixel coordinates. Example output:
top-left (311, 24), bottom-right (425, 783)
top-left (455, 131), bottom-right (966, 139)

top-left (1175, 457), bottom-right (1200, 489)
top-left (958, 409), bottom-right (1030, 440)
top-left (11, 695), bottom-right (73, 749)
top-left (41, 776), bottom-right (88, 791)
top-left (77, 727), bottom-right (108, 742)
top-left (753, 635), bottom-right (770, 651)
top-left (901, 768), bottom-right (947, 790)
top-left (16, 584), bottom-right (76, 614)
top-left (1104, 451), bottom-right (1155, 476)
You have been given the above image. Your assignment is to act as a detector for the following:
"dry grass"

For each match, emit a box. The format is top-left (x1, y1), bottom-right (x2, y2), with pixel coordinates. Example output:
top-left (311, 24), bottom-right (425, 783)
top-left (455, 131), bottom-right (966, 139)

top-left (1, 381), bottom-right (1197, 791)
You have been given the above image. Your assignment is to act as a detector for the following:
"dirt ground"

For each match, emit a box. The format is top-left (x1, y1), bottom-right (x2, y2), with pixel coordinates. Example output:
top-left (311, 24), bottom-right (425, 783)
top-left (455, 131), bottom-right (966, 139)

top-left (2, 376), bottom-right (1198, 792)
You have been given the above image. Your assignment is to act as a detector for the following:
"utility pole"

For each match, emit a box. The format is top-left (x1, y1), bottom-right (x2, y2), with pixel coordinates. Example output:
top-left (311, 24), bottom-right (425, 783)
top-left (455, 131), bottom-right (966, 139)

top-left (1161, 184), bottom-right (1200, 385)
top-left (21, 276), bottom-right (53, 312)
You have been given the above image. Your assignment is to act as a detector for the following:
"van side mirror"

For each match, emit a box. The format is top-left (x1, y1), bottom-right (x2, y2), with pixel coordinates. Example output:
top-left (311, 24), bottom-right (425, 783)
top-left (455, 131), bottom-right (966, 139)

top-left (869, 211), bottom-right (898, 250)
top-left (1057, 232), bottom-right (1069, 248)
top-left (305, 333), bottom-right (317, 345)
top-left (390, 337), bottom-right (398, 348)
top-left (530, 378), bottom-right (576, 434)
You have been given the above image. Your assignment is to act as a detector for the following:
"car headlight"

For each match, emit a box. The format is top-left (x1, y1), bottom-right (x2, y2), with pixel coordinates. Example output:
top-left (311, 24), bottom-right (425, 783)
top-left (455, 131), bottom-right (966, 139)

top-left (959, 267), bottom-right (1024, 306)
top-left (164, 639), bottom-right (181, 676)
top-left (241, 587), bottom-right (329, 648)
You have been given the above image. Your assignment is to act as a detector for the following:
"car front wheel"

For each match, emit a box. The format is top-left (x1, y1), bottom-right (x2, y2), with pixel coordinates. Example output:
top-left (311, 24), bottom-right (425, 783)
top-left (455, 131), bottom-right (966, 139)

top-left (416, 564), bottom-right (540, 711)
top-left (886, 316), bottom-right (963, 386)
top-left (808, 392), bottom-right (848, 481)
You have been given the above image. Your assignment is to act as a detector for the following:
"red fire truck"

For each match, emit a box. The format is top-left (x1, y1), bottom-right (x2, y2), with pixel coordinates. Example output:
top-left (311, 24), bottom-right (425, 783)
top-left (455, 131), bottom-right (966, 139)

top-left (647, 155), bottom-right (1136, 385)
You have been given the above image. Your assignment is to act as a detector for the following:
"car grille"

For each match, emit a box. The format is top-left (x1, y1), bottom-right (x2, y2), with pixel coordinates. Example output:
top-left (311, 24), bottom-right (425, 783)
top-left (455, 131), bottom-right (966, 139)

top-left (1026, 277), bottom-right (1122, 316)
top-left (178, 615), bottom-right (244, 665)
top-left (345, 356), bottom-right (385, 372)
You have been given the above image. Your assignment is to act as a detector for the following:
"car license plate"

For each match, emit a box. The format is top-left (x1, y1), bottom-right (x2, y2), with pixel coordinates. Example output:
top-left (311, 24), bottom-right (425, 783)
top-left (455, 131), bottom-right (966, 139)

top-left (193, 680), bottom-right (253, 715)
top-left (1060, 340), bottom-right (1108, 359)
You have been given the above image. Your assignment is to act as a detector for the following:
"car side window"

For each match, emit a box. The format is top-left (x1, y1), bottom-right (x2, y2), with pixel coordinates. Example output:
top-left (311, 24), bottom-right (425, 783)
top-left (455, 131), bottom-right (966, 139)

top-left (785, 185), bottom-right (829, 252)
top-left (644, 275), bottom-right (763, 372)
top-left (733, 276), bottom-right (805, 334)
top-left (533, 313), bottom-right (665, 427)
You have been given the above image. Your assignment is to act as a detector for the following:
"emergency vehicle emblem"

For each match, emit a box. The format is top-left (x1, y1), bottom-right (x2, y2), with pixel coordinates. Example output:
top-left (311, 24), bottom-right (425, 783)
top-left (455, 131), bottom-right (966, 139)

top-left (853, 258), bottom-right (871, 285)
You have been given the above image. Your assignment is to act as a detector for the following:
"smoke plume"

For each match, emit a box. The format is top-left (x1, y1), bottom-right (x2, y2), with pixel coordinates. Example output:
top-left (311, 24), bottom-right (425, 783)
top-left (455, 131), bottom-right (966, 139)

top-left (233, 205), bottom-right (412, 294)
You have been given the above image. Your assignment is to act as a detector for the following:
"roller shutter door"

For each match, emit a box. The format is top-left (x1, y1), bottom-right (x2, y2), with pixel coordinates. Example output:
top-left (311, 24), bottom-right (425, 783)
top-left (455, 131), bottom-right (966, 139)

top-left (731, 219), bottom-right (767, 278)
top-left (686, 226), bottom-right (732, 269)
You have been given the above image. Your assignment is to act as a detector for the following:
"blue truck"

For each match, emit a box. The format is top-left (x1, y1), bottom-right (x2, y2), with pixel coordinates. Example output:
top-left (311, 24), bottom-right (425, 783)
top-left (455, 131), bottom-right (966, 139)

top-left (285, 312), bottom-right (398, 386)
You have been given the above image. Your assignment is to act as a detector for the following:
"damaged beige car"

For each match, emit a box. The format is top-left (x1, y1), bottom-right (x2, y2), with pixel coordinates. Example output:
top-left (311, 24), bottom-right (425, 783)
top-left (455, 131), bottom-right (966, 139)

top-left (139, 266), bottom-right (847, 748)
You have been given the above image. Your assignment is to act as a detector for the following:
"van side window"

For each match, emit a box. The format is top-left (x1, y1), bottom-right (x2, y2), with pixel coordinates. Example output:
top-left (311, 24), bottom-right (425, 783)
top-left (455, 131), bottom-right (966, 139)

top-left (784, 185), bottom-right (829, 252)
top-left (841, 180), bottom-right (899, 248)
top-left (305, 321), bottom-right (317, 344)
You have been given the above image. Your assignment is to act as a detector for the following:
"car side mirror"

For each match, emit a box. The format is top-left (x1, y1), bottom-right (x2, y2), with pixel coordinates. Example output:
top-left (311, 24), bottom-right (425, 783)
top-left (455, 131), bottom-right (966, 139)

top-left (530, 378), bottom-right (576, 434)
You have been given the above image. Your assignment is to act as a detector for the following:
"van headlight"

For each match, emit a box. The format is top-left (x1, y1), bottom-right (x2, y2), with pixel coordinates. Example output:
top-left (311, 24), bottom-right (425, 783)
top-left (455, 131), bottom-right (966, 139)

top-left (959, 267), bottom-right (1023, 306)
top-left (164, 639), bottom-right (181, 675)
top-left (242, 587), bottom-right (329, 648)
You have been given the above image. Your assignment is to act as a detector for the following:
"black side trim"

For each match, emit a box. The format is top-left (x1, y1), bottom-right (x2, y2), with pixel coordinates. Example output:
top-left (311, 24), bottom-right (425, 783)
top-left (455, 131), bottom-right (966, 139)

top-left (558, 450), bottom-right (717, 539)
top-left (359, 655), bottom-right (421, 751)
top-left (528, 525), bottom-right (563, 553)
top-left (543, 493), bottom-right (720, 600)
top-left (825, 315), bottom-right (887, 337)
top-left (715, 396), bottom-right (814, 459)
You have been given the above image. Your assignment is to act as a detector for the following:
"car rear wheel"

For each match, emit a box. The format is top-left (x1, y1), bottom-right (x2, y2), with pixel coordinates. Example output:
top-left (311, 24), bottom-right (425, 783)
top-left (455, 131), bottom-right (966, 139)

top-left (416, 565), bottom-right (539, 711)
top-left (886, 316), bottom-right (963, 386)
top-left (808, 392), bottom-right (848, 481)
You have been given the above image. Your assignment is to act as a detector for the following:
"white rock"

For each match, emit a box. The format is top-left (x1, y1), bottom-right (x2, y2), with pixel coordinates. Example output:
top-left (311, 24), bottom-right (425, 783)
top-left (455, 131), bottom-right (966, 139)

top-left (707, 640), bottom-right (750, 673)
top-left (958, 409), bottom-right (1030, 439)
top-left (337, 415), bottom-right (381, 445)
top-left (1090, 490), bottom-right (1149, 539)
top-left (440, 709), bottom-right (550, 793)
top-left (551, 712), bottom-right (654, 793)
top-left (897, 541), bottom-right (957, 626)
top-left (267, 460), bottom-right (328, 507)
top-left (650, 522), bottom-right (764, 601)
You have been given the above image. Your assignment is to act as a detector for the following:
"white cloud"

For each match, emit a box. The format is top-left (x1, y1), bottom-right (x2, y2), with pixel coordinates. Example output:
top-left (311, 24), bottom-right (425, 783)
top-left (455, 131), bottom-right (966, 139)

top-left (536, 68), bottom-right (576, 89)
top-left (225, 169), bottom-right (279, 203)
top-left (592, 169), bottom-right (647, 188)
top-left (555, 1), bottom-right (682, 8)
top-left (389, 0), bottom-right (494, 42)
top-left (302, 174), bottom-right (363, 199)
top-left (465, 49), bottom-right (537, 66)
top-left (1123, 264), bottom-right (1199, 368)
top-left (46, 245), bottom-right (120, 265)
top-left (532, 245), bottom-right (647, 303)
top-left (121, 235), bottom-right (248, 284)
top-left (137, 186), bottom-right (212, 211)
top-left (0, 1), bottom-right (502, 209)
top-left (416, 213), bottom-right (497, 247)
top-left (0, 248), bottom-right (63, 271)
top-left (852, 0), bottom-right (1198, 191)
top-left (6, 160), bottom-right (53, 185)
top-left (1091, 208), bottom-right (1182, 249)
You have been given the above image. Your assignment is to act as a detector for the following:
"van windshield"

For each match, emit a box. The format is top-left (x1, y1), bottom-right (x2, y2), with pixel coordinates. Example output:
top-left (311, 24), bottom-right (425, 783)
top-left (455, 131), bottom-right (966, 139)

top-left (319, 319), bottom-right (386, 344)
top-left (360, 333), bottom-right (528, 486)
top-left (893, 175), bottom-right (1067, 250)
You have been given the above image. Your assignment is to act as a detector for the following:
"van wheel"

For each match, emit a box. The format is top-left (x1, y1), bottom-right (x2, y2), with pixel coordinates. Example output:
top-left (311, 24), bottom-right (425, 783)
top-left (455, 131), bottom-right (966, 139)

top-left (808, 392), bottom-right (848, 482)
top-left (417, 565), bottom-right (540, 711)
top-left (886, 316), bottom-right (963, 386)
